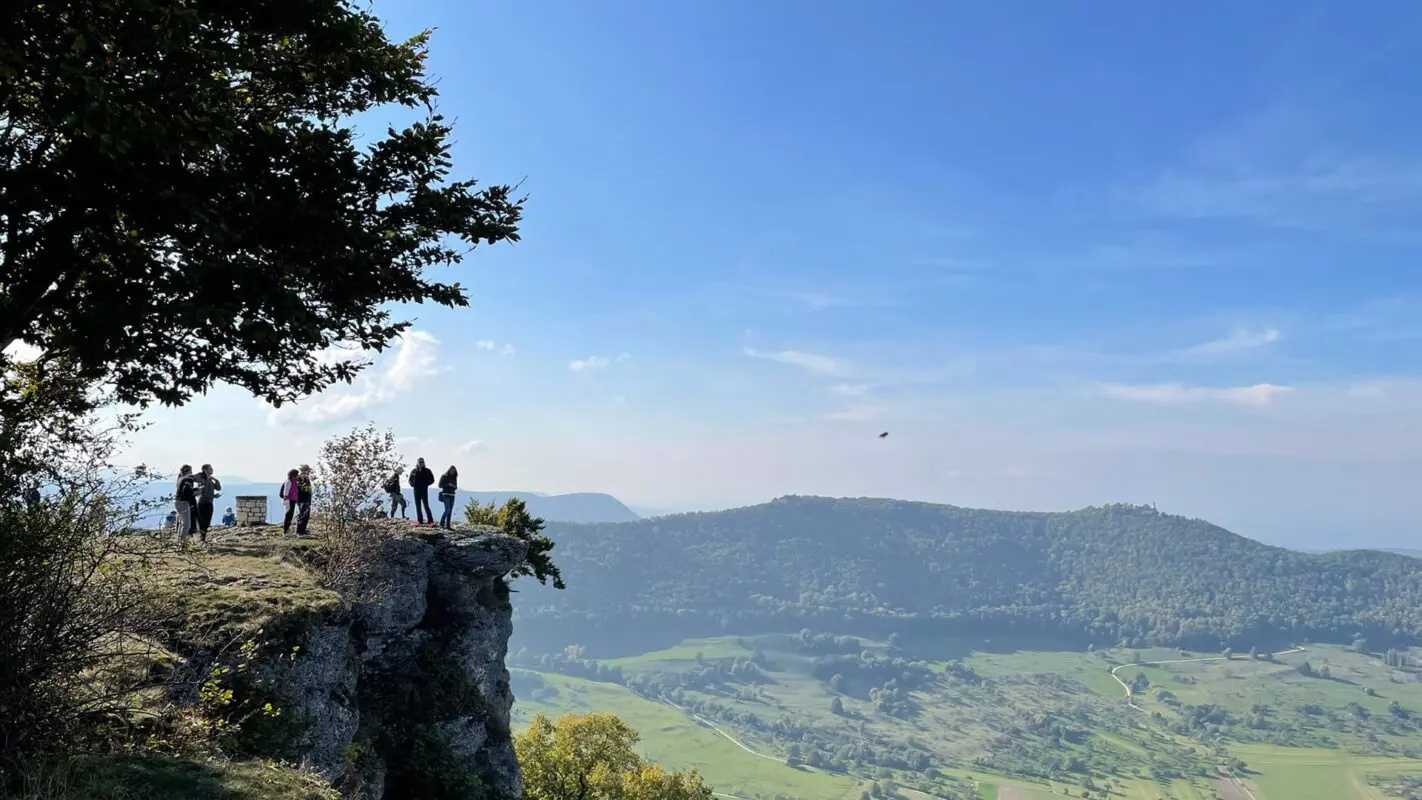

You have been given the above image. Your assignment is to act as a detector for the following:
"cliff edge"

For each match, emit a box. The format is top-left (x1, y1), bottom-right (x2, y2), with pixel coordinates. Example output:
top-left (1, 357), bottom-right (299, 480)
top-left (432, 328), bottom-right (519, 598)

top-left (167, 523), bottom-right (528, 799)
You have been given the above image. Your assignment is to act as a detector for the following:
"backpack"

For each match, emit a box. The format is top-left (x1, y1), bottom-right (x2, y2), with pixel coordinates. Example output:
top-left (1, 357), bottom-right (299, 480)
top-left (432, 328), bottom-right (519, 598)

top-left (383, 476), bottom-right (400, 494)
top-left (176, 476), bottom-right (196, 504)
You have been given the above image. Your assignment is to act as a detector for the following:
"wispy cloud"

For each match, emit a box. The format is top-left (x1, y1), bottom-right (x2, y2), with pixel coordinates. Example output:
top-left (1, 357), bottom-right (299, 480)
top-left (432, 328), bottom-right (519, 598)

top-left (268, 331), bottom-right (441, 425)
top-left (1179, 327), bottom-right (1282, 357)
top-left (569, 353), bottom-right (630, 372)
top-left (1125, 154), bottom-right (1422, 237)
top-left (831, 382), bottom-right (876, 396)
top-left (456, 439), bottom-right (486, 455)
top-left (474, 339), bottom-right (517, 356)
top-left (1102, 382), bottom-right (1294, 409)
top-left (744, 348), bottom-right (850, 376)
top-left (823, 404), bottom-right (884, 421)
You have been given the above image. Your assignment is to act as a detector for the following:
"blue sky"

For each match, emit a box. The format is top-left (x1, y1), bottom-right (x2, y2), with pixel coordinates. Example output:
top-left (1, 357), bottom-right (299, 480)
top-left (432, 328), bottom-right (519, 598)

top-left (111, 1), bottom-right (1422, 547)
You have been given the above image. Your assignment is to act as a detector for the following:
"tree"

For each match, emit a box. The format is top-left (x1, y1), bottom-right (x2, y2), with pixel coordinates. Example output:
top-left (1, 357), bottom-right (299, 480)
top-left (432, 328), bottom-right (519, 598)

top-left (1, 0), bottom-right (523, 414)
top-left (831, 697), bottom-right (845, 715)
top-left (517, 712), bottom-right (712, 800)
top-left (465, 496), bottom-right (565, 589)
top-left (1222, 647), bottom-right (1233, 660)
top-left (1353, 638), bottom-right (1371, 655)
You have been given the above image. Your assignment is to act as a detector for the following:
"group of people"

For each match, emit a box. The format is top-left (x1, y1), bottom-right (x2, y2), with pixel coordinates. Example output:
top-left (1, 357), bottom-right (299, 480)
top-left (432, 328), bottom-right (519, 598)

top-left (383, 457), bottom-right (460, 529)
top-left (173, 464), bottom-right (223, 546)
top-left (166, 457), bottom-right (463, 544)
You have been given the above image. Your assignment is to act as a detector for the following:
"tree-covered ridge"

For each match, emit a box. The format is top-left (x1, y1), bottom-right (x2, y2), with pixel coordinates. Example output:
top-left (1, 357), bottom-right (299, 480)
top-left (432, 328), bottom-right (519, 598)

top-left (526, 496), bottom-right (1422, 650)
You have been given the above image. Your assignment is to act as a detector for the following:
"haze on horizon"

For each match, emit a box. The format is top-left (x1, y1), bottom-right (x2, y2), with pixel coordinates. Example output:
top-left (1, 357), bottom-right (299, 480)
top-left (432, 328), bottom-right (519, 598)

top-left (33, 0), bottom-right (1420, 551)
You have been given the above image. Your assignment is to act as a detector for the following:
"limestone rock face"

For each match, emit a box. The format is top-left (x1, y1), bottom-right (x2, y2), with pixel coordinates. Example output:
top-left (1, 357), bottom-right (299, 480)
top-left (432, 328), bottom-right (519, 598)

top-left (257, 525), bottom-right (527, 799)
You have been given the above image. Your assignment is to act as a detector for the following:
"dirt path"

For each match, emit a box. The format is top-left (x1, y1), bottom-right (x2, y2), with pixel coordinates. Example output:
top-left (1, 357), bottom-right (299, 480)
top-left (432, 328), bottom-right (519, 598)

top-left (690, 711), bottom-right (783, 763)
top-left (1213, 777), bottom-right (1257, 800)
top-left (1103, 649), bottom-right (1302, 800)
top-left (1108, 647), bottom-right (1305, 710)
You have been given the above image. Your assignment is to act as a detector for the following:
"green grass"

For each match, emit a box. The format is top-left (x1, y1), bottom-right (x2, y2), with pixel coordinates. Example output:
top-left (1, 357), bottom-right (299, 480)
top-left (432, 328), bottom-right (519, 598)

top-left (513, 673), bottom-right (864, 800)
top-left (518, 636), bottom-right (1422, 800)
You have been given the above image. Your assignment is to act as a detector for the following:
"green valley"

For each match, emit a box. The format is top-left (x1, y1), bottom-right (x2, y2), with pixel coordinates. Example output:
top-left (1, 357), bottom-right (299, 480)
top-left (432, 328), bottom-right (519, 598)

top-left (508, 495), bottom-right (1422, 800)
top-left (512, 634), bottom-right (1422, 800)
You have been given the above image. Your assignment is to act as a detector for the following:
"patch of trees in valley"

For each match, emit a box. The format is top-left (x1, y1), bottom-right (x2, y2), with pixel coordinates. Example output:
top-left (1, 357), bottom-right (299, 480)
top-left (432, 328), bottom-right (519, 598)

top-left (516, 496), bottom-right (1422, 655)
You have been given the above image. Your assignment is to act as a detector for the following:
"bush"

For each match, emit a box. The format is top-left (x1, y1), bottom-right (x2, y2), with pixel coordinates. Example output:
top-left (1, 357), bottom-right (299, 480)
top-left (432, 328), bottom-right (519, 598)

top-left (311, 423), bottom-right (403, 598)
top-left (0, 414), bottom-right (176, 775)
top-left (464, 496), bottom-right (565, 589)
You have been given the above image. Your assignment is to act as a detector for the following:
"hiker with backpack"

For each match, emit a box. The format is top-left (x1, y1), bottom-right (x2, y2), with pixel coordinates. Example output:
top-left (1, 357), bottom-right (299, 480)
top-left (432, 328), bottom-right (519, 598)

top-left (383, 470), bottom-right (408, 519)
top-left (174, 465), bottom-right (198, 546)
top-left (408, 458), bottom-right (435, 526)
top-left (437, 465), bottom-right (458, 530)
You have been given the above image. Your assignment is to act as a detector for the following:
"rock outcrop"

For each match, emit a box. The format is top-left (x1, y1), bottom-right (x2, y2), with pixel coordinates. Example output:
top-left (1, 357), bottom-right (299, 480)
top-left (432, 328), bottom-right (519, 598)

top-left (194, 524), bottom-right (528, 799)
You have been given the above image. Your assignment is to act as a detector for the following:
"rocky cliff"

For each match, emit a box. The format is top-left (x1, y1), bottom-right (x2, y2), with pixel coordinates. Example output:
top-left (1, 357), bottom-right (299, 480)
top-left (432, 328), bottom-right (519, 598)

top-left (173, 524), bottom-right (528, 799)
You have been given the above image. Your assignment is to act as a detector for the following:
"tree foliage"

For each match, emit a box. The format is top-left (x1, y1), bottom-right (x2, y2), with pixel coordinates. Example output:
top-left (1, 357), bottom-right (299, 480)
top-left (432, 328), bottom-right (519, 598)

top-left (0, 0), bottom-right (523, 412)
top-left (465, 496), bottom-right (565, 590)
top-left (516, 712), bottom-right (713, 800)
top-left (520, 497), bottom-right (1422, 652)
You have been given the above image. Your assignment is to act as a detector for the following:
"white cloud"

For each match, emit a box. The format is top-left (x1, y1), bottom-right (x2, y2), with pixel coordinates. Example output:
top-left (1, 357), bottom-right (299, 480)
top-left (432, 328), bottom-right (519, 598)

top-left (744, 348), bottom-right (849, 376)
top-left (1180, 327), bottom-right (1282, 357)
top-left (569, 353), bottom-right (629, 372)
top-left (823, 404), bottom-right (884, 421)
top-left (2, 340), bottom-right (43, 363)
top-left (456, 439), bottom-right (486, 455)
top-left (831, 382), bottom-right (875, 396)
top-left (1102, 382), bottom-right (1294, 408)
top-left (267, 331), bottom-right (441, 425)
top-left (474, 339), bottom-right (517, 356)
top-left (395, 436), bottom-right (432, 453)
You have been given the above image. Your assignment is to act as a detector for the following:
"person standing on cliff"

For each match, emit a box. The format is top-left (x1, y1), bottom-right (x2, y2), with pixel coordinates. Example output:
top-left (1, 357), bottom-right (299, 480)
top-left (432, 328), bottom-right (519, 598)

top-left (383, 469), bottom-right (408, 519)
top-left (408, 458), bottom-right (435, 526)
top-left (437, 465), bottom-right (458, 529)
top-left (174, 465), bottom-right (198, 547)
top-left (279, 468), bottom-right (300, 535)
top-left (193, 463), bottom-right (222, 544)
top-left (296, 464), bottom-right (314, 536)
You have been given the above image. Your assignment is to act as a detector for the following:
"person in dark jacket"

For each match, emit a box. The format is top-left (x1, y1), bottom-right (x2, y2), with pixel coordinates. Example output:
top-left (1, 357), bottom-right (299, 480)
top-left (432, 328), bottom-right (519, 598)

top-left (174, 465), bottom-right (198, 546)
top-left (296, 464), bottom-right (314, 536)
top-left (408, 458), bottom-right (435, 526)
top-left (436, 465), bottom-right (458, 529)
top-left (193, 463), bottom-right (222, 543)
top-left (383, 470), bottom-right (408, 519)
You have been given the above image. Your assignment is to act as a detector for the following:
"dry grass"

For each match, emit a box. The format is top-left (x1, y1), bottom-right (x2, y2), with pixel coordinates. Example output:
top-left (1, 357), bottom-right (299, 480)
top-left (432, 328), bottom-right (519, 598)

top-left (154, 526), bottom-right (345, 637)
top-left (4, 753), bottom-right (339, 800)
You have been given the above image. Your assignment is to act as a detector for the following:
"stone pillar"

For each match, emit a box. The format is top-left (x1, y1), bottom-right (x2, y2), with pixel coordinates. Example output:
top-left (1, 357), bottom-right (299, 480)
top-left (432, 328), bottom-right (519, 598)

top-left (235, 495), bottom-right (269, 527)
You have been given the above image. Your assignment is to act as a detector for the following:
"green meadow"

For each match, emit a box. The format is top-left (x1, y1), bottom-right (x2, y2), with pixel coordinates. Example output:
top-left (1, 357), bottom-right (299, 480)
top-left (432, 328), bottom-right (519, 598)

top-left (513, 635), bottom-right (1422, 800)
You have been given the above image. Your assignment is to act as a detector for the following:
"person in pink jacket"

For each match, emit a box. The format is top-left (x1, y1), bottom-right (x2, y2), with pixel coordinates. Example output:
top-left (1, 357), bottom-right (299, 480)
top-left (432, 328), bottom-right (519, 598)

top-left (279, 468), bottom-right (301, 535)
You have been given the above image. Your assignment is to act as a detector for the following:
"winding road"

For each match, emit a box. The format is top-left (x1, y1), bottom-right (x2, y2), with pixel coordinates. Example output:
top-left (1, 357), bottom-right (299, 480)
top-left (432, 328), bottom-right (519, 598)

top-left (1106, 646), bottom-right (1305, 800)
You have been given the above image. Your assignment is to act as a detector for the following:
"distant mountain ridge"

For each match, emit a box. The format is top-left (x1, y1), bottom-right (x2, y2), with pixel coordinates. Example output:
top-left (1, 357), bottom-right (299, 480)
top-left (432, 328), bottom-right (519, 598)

top-left (138, 481), bottom-right (638, 524)
top-left (515, 495), bottom-right (1422, 654)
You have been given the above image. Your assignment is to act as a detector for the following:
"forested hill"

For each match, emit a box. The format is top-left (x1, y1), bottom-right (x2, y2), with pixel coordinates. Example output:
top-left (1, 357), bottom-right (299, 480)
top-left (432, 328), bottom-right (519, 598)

top-left (518, 496), bottom-right (1422, 653)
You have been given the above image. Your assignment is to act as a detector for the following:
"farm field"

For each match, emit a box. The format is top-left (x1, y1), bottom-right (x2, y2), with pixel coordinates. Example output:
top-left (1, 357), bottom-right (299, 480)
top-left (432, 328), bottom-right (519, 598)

top-left (513, 635), bottom-right (1422, 800)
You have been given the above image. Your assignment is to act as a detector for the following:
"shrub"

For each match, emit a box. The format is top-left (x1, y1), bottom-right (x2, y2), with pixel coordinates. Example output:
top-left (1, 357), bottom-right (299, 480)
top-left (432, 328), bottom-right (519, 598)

top-left (0, 413), bottom-right (178, 778)
top-left (464, 496), bottom-right (565, 589)
top-left (311, 423), bottom-right (403, 599)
